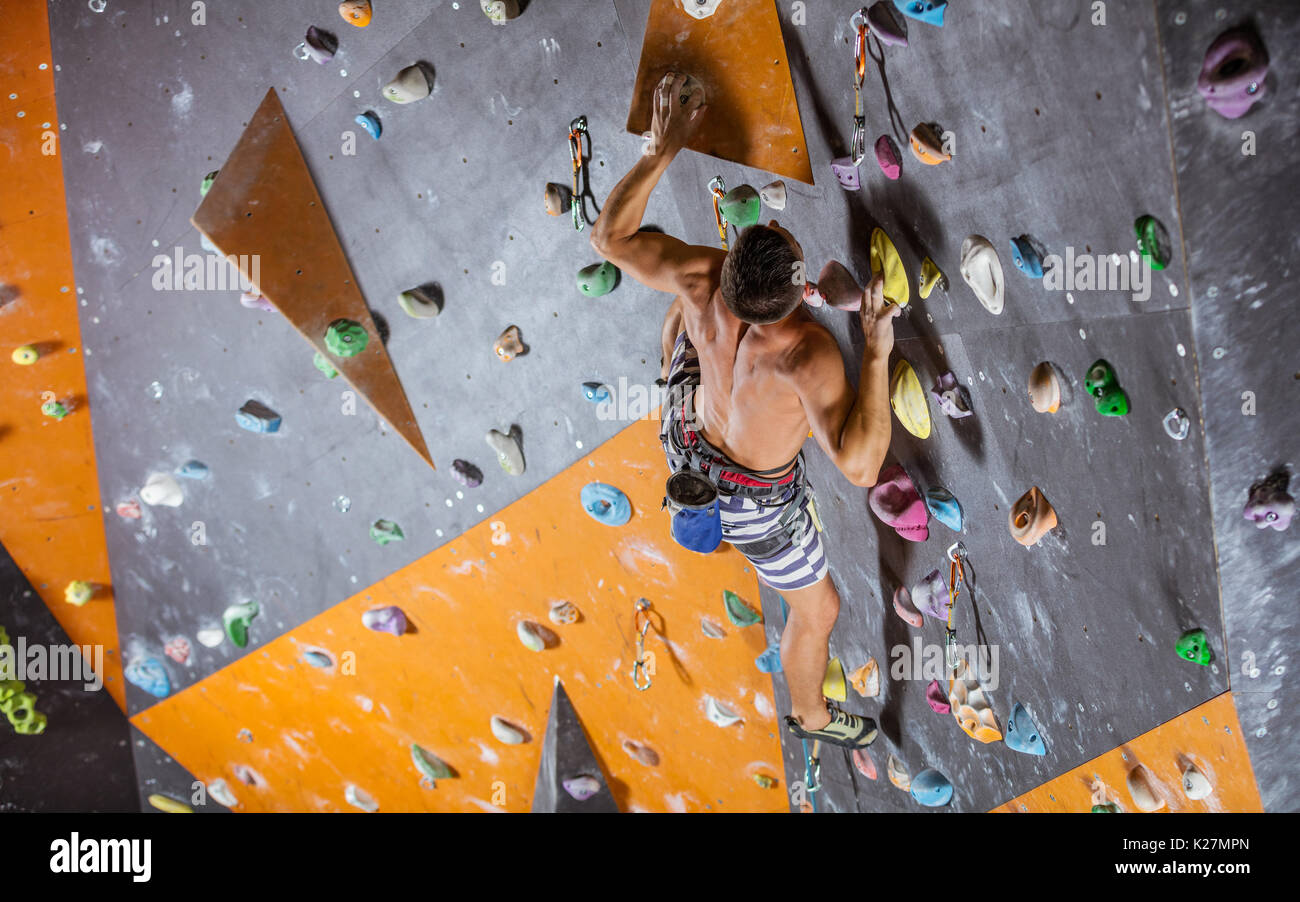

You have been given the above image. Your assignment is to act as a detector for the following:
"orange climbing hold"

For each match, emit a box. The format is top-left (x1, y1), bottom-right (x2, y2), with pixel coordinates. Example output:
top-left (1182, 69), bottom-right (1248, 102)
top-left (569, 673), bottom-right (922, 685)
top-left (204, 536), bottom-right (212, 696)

top-left (339, 0), bottom-right (371, 27)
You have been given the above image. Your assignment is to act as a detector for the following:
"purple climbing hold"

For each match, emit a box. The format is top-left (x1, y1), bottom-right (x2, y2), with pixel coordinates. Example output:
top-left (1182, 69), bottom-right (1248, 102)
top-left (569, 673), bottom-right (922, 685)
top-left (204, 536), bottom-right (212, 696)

top-left (239, 291), bottom-right (276, 312)
top-left (1197, 26), bottom-right (1269, 119)
top-left (925, 680), bottom-right (950, 714)
top-left (830, 157), bottom-right (861, 191)
top-left (911, 569), bottom-right (949, 620)
top-left (1243, 472), bottom-right (1294, 532)
top-left (451, 459), bottom-right (483, 488)
top-left (867, 1), bottom-right (908, 46)
top-left (930, 371), bottom-right (973, 419)
top-left (874, 135), bottom-right (901, 180)
top-left (362, 605), bottom-right (407, 636)
top-left (304, 26), bottom-right (338, 63)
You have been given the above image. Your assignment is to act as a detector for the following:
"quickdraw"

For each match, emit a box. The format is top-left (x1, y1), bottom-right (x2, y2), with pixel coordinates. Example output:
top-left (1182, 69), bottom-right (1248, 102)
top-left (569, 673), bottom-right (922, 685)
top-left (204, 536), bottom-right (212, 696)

top-left (848, 8), bottom-right (869, 166)
top-left (945, 541), bottom-right (971, 671)
top-left (801, 738), bottom-right (822, 812)
top-left (707, 175), bottom-right (729, 249)
top-left (568, 116), bottom-right (589, 232)
top-left (630, 598), bottom-right (655, 691)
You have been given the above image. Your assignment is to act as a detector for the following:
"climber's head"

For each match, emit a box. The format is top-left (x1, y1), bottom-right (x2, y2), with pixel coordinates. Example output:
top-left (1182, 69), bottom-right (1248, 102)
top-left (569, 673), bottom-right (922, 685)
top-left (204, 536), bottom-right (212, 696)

top-left (720, 222), bottom-right (805, 325)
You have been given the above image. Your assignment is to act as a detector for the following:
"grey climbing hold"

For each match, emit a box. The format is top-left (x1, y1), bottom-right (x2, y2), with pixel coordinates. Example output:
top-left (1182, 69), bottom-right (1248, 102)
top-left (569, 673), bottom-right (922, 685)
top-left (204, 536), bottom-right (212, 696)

top-left (759, 180), bottom-right (787, 211)
top-left (383, 65), bottom-right (431, 104)
top-left (486, 428), bottom-right (525, 475)
top-left (1163, 407), bottom-right (1190, 440)
top-left (397, 284), bottom-right (441, 318)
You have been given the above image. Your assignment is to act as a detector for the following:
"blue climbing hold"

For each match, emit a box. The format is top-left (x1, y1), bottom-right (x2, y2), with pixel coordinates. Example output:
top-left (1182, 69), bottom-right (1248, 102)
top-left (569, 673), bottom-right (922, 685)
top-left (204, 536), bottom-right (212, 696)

top-left (235, 400), bottom-right (281, 433)
top-left (355, 111), bottom-right (382, 140)
top-left (892, 0), bottom-right (946, 26)
top-left (755, 643), bottom-right (782, 674)
top-left (1004, 701), bottom-right (1048, 756)
top-left (302, 651), bottom-right (333, 669)
top-left (582, 382), bottom-right (611, 404)
top-left (580, 482), bottom-right (632, 526)
top-left (1009, 235), bottom-right (1044, 279)
top-left (176, 459), bottom-right (209, 480)
top-left (125, 656), bottom-right (171, 699)
top-left (924, 487), bottom-right (963, 532)
top-left (910, 768), bottom-right (954, 807)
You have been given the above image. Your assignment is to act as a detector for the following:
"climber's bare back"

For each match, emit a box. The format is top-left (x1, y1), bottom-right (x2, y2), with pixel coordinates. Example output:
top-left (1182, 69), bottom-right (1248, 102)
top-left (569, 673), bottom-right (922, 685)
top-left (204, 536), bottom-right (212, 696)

top-left (672, 260), bottom-right (831, 476)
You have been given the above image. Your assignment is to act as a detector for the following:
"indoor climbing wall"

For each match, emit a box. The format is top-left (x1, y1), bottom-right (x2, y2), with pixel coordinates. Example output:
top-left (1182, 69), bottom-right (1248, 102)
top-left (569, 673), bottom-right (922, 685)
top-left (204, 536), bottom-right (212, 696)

top-left (1156, 0), bottom-right (1299, 811)
top-left (29, 0), bottom-right (1294, 813)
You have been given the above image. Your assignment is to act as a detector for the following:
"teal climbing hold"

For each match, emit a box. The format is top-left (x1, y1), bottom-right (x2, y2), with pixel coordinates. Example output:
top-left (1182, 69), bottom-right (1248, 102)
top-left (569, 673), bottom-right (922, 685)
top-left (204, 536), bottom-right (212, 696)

top-left (411, 744), bottom-right (455, 782)
top-left (909, 768), bottom-right (954, 807)
top-left (369, 519), bottom-right (405, 545)
top-left (723, 589), bottom-right (762, 627)
top-left (582, 382), bottom-right (611, 404)
top-left (719, 185), bottom-right (761, 231)
top-left (355, 111), bottom-right (382, 140)
top-left (176, 459), bottom-right (209, 480)
top-left (892, 0), bottom-right (946, 27)
top-left (580, 483), bottom-right (631, 526)
top-left (576, 262), bottom-right (618, 297)
top-left (302, 651), bottom-right (333, 668)
top-left (1009, 235), bottom-right (1044, 279)
top-left (755, 642), bottom-right (782, 674)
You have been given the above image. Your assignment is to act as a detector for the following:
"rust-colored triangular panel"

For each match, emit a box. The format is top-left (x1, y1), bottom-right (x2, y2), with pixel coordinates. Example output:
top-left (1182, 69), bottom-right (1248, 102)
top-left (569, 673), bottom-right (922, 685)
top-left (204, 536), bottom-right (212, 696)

top-left (626, 0), bottom-right (812, 184)
top-left (192, 88), bottom-right (433, 469)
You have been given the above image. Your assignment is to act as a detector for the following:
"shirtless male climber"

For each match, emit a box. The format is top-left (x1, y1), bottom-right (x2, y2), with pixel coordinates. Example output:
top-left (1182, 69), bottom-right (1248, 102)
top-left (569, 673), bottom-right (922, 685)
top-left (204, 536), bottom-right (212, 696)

top-left (590, 73), bottom-right (900, 748)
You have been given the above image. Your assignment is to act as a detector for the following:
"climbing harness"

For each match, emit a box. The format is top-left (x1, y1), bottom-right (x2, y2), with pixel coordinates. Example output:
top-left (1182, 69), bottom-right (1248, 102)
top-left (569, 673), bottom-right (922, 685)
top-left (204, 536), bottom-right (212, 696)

top-left (945, 541), bottom-right (971, 671)
top-left (568, 116), bottom-right (589, 232)
top-left (707, 175), bottom-right (729, 249)
top-left (630, 598), bottom-right (654, 691)
top-left (848, 9), bottom-right (869, 167)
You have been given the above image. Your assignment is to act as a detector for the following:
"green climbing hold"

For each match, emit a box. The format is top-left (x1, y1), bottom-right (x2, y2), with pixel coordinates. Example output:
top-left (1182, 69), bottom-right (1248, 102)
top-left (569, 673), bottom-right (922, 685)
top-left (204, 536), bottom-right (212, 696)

top-left (576, 261), bottom-right (618, 297)
top-left (325, 318), bottom-right (369, 358)
top-left (41, 400), bottom-right (69, 420)
top-left (1091, 803), bottom-right (1120, 813)
top-left (1084, 359), bottom-right (1129, 417)
top-left (1176, 628), bottom-right (1212, 666)
top-left (720, 185), bottom-right (761, 231)
top-left (411, 744), bottom-right (455, 782)
top-left (223, 600), bottom-right (260, 648)
top-left (200, 170), bottom-right (219, 197)
top-left (369, 519), bottom-right (404, 545)
top-left (313, 351), bottom-right (338, 379)
top-left (723, 589), bottom-right (762, 627)
top-left (1134, 215), bottom-right (1171, 271)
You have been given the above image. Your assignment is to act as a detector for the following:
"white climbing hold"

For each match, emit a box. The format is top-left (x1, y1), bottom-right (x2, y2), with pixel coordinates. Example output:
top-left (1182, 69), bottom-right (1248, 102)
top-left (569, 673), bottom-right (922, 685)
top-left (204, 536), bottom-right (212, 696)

top-left (344, 783), bottom-right (379, 812)
top-left (490, 715), bottom-right (526, 745)
top-left (196, 627), bottom-right (224, 648)
top-left (700, 617), bottom-right (726, 639)
top-left (1126, 763), bottom-right (1166, 812)
top-left (1181, 762), bottom-right (1212, 800)
top-left (704, 696), bottom-right (743, 727)
top-left (207, 778), bottom-right (238, 808)
top-left (959, 235), bottom-right (1004, 315)
top-left (887, 754), bottom-right (911, 792)
top-left (516, 620), bottom-right (546, 652)
top-left (759, 180), bottom-right (787, 211)
top-left (548, 600), bottom-right (579, 625)
top-left (140, 472), bottom-right (183, 506)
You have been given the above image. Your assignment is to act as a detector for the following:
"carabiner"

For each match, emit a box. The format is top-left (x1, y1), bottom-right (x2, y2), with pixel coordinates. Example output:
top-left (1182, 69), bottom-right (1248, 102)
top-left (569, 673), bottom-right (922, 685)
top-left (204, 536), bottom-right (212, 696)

top-left (708, 175), bottom-right (729, 249)
top-left (568, 116), bottom-right (589, 232)
top-left (630, 598), bottom-right (654, 691)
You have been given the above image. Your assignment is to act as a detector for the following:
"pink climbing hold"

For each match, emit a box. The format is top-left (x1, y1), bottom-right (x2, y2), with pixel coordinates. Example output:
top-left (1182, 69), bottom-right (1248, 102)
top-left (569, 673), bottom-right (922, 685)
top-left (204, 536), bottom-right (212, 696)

top-left (868, 464), bottom-right (929, 542)
top-left (164, 636), bottom-right (191, 665)
top-left (874, 135), bottom-right (901, 180)
top-left (925, 679), bottom-right (951, 713)
top-left (892, 585), bottom-right (923, 628)
top-left (817, 261), bottom-right (864, 311)
top-left (852, 748), bottom-right (878, 780)
top-left (362, 605), bottom-right (407, 636)
top-left (115, 500), bottom-right (142, 519)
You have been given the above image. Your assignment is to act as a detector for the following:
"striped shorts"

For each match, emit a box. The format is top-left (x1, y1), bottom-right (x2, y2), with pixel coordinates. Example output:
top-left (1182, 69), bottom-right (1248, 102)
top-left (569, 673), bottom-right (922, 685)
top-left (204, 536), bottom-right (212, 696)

top-left (660, 331), bottom-right (829, 592)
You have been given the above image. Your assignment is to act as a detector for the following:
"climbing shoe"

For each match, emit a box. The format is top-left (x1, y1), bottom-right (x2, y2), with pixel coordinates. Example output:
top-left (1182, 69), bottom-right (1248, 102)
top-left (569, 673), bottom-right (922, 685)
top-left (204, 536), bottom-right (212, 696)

top-left (785, 704), bottom-right (878, 749)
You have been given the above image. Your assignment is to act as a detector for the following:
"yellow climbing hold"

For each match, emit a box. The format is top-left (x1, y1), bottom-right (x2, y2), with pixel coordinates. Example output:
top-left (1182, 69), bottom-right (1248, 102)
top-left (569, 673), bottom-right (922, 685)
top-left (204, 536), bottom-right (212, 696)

top-left (147, 793), bottom-right (193, 813)
top-left (889, 359), bottom-right (931, 439)
top-left (64, 580), bottom-right (93, 607)
top-left (869, 227), bottom-right (909, 308)
top-left (753, 773), bottom-right (778, 789)
top-left (821, 657), bottom-right (847, 702)
top-left (919, 257), bottom-right (945, 299)
top-left (11, 345), bottom-right (39, 365)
